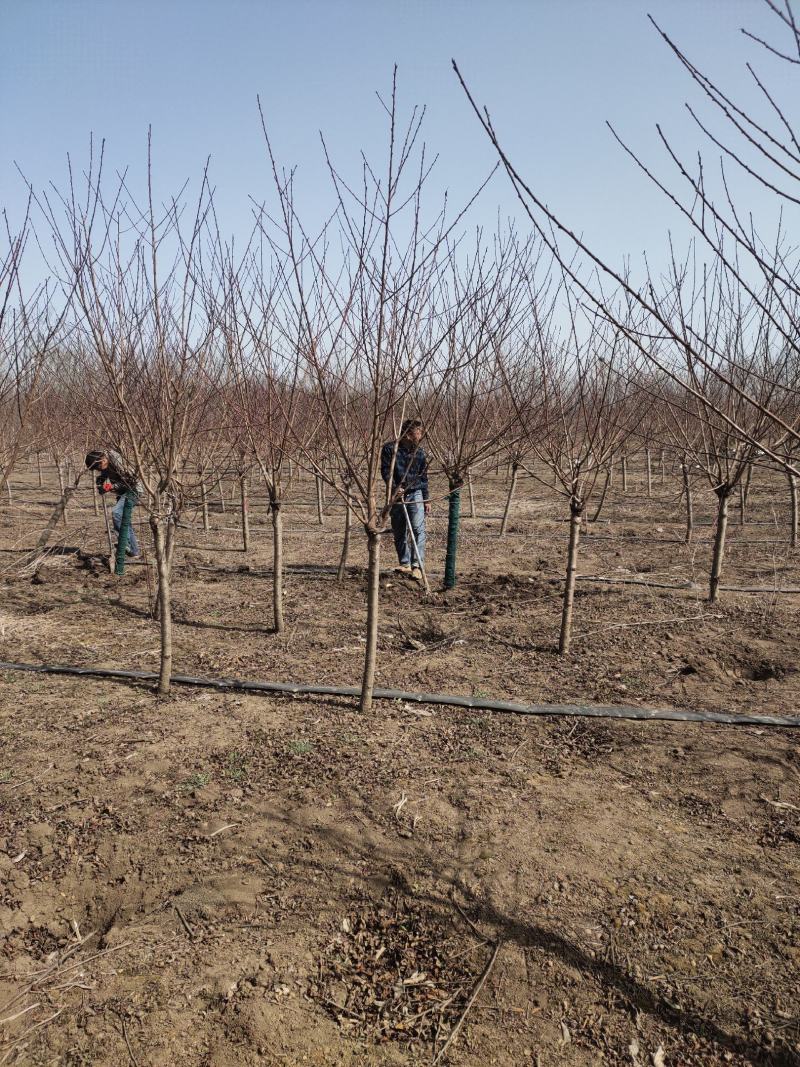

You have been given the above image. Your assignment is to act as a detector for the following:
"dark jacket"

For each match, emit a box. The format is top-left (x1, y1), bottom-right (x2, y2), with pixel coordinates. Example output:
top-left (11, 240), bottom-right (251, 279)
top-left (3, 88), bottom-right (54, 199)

top-left (381, 440), bottom-right (429, 501)
top-left (96, 449), bottom-right (138, 498)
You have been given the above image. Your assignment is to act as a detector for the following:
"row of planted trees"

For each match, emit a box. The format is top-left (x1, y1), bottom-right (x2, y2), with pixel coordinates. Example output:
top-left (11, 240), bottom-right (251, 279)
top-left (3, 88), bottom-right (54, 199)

top-left (3, 48), bottom-right (800, 710)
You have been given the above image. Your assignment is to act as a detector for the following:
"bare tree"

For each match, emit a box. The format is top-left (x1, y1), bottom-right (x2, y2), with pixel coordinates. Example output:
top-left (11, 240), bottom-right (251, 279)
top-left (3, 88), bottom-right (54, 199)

top-left (419, 230), bottom-right (545, 587)
top-left (258, 73), bottom-right (489, 709)
top-left (36, 137), bottom-right (236, 693)
top-left (0, 210), bottom-right (68, 504)
top-left (650, 253), bottom-right (791, 600)
top-left (508, 290), bottom-right (640, 653)
top-left (453, 3), bottom-right (800, 473)
top-left (216, 242), bottom-right (319, 632)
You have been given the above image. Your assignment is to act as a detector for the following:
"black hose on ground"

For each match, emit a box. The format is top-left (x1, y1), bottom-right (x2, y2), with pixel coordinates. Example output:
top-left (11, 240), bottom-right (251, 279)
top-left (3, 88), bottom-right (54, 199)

top-left (1, 660), bottom-right (799, 727)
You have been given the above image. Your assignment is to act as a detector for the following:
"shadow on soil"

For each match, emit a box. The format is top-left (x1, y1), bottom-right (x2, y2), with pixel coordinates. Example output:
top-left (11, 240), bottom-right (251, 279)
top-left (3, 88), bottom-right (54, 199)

top-left (254, 804), bottom-right (795, 1067)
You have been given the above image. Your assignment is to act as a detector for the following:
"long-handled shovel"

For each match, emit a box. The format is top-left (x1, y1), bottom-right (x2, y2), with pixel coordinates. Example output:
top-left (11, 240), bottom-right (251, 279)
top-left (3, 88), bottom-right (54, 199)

top-left (402, 500), bottom-right (430, 594)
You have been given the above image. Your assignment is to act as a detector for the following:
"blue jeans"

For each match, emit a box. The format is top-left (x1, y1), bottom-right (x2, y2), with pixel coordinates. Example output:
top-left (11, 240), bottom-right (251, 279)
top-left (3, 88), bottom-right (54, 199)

top-left (112, 492), bottom-right (140, 556)
top-left (390, 490), bottom-right (426, 567)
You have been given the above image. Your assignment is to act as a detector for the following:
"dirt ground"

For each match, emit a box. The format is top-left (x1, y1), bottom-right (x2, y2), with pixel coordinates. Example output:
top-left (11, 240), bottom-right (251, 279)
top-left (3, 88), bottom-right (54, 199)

top-left (1, 460), bottom-right (799, 1066)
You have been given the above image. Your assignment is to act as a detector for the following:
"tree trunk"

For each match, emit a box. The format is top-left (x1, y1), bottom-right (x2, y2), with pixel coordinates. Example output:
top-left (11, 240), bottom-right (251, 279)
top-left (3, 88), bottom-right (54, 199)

top-left (200, 472), bottom-right (210, 531)
top-left (443, 480), bottom-right (462, 591)
top-left (37, 451), bottom-right (43, 488)
top-left (32, 471), bottom-right (84, 556)
top-left (645, 448), bottom-right (652, 498)
top-left (559, 500), bottom-right (583, 655)
top-left (0, 441), bottom-right (25, 507)
top-left (740, 463), bottom-right (752, 526)
top-left (337, 487), bottom-right (352, 582)
top-left (591, 467), bottom-right (611, 523)
top-left (151, 515), bottom-right (176, 695)
top-left (240, 474), bottom-right (250, 553)
top-left (467, 470), bottom-right (476, 519)
top-left (271, 499), bottom-right (284, 633)
top-left (91, 480), bottom-right (99, 516)
top-left (608, 455), bottom-right (614, 488)
top-left (360, 529), bottom-right (381, 713)
top-left (218, 478), bottom-right (227, 513)
top-left (621, 453), bottom-right (628, 493)
top-left (499, 463), bottom-right (518, 538)
top-left (682, 460), bottom-right (693, 544)
top-left (660, 448), bottom-right (666, 485)
top-left (55, 461), bottom-right (68, 527)
top-left (315, 475), bottom-right (325, 525)
top-left (709, 488), bottom-right (730, 604)
top-left (788, 470), bottom-right (798, 549)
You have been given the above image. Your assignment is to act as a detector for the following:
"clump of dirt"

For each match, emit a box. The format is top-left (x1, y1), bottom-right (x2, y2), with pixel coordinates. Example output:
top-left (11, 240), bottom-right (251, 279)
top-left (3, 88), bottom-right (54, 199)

top-left (759, 808), bottom-right (800, 848)
top-left (741, 658), bottom-right (794, 682)
top-left (311, 887), bottom-right (480, 1049)
top-left (535, 718), bottom-right (618, 775)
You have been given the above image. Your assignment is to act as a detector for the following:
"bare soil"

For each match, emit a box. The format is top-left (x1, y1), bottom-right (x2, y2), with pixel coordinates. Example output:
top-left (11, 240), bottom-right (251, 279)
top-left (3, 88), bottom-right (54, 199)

top-left (1, 461), bottom-right (799, 1066)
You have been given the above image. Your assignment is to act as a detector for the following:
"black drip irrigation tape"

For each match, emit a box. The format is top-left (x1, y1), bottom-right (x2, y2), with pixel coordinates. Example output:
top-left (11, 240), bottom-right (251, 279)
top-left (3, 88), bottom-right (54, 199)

top-left (1, 660), bottom-right (799, 727)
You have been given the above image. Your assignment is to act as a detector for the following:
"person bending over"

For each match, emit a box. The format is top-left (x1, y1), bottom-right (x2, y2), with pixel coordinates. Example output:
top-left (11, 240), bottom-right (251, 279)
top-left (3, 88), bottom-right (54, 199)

top-left (85, 449), bottom-right (141, 558)
top-left (380, 419), bottom-right (430, 581)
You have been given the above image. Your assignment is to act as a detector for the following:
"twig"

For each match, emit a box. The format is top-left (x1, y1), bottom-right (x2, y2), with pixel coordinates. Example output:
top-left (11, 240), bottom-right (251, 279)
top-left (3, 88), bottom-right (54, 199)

top-left (374, 989), bottom-right (461, 1038)
top-left (207, 823), bottom-right (237, 838)
top-left (432, 940), bottom-right (502, 1064)
top-left (119, 1015), bottom-right (139, 1067)
top-left (507, 737), bottom-right (529, 764)
top-left (46, 796), bottom-right (92, 813)
top-left (0, 943), bottom-right (130, 1018)
top-left (0, 1009), bottom-right (63, 1065)
top-left (0, 1001), bottom-right (40, 1025)
top-left (174, 906), bottom-right (195, 939)
top-left (760, 795), bottom-right (799, 812)
top-left (254, 850), bottom-right (278, 872)
top-left (318, 996), bottom-right (363, 1020)
top-left (449, 891), bottom-right (489, 944)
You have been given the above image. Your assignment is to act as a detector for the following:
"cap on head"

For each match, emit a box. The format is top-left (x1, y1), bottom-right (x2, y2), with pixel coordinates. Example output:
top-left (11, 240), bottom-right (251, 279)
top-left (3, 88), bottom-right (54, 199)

top-left (85, 450), bottom-right (105, 470)
top-left (400, 418), bottom-right (423, 438)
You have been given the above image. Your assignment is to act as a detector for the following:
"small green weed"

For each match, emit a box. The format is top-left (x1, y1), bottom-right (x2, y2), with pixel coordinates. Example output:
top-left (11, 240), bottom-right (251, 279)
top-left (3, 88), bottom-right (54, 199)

top-left (225, 751), bottom-right (248, 782)
top-left (337, 732), bottom-right (366, 747)
top-left (0, 770), bottom-right (11, 784)
top-left (178, 772), bottom-right (210, 792)
top-left (288, 740), bottom-right (314, 756)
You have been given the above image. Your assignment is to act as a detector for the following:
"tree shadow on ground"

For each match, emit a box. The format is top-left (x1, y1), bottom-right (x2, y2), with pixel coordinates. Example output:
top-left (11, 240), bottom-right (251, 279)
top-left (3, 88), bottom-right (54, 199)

top-left (103, 596), bottom-right (277, 636)
top-left (178, 543), bottom-right (249, 553)
top-left (245, 803), bottom-right (794, 1067)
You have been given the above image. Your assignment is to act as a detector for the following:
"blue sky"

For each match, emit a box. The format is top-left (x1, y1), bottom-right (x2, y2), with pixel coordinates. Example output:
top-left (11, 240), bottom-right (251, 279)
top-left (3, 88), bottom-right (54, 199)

top-left (2, 0), bottom-right (797, 286)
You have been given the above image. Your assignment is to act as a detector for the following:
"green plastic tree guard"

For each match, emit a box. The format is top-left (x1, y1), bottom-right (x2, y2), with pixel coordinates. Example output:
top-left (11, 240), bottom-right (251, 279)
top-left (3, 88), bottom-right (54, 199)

top-left (114, 492), bottom-right (135, 576)
top-left (444, 484), bottom-right (461, 590)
